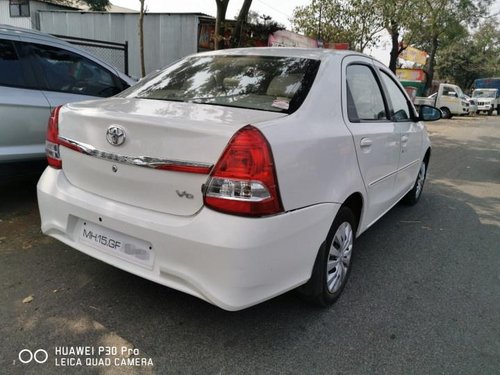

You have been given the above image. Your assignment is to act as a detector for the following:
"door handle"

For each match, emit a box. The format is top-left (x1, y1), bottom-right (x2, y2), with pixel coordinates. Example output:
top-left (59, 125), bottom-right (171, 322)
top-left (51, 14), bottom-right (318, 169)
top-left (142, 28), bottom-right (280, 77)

top-left (401, 135), bottom-right (409, 143)
top-left (360, 138), bottom-right (372, 147)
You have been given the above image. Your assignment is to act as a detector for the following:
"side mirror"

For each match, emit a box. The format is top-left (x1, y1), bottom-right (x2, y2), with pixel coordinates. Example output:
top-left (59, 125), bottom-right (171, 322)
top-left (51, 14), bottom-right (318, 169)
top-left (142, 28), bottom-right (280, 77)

top-left (418, 105), bottom-right (442, 121)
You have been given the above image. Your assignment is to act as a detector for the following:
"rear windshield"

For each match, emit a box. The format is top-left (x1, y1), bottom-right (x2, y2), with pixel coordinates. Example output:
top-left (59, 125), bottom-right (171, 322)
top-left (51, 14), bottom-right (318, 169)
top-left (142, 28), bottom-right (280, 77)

top-left (120, 55), bottom-right (320, 113)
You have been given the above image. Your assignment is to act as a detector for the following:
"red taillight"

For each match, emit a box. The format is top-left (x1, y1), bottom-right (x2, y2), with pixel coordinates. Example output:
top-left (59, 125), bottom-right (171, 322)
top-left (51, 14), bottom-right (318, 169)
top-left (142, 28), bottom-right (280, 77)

top-left (46, 106), bottom-right (63, 169)
top-left (204, 125), bottom-right (283, 217)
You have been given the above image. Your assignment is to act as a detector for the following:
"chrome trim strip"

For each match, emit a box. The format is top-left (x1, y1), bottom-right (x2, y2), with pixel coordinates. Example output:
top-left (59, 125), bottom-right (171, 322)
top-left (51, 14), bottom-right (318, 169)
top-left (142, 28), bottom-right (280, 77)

top-left (59, 136), bottom-right (213, 172)
top-left (398, 159), bottom-right (420, 172)
top-left (368, 169), bottom-right (398, 187)
top-left (368, 159), bottom-right (420, 187)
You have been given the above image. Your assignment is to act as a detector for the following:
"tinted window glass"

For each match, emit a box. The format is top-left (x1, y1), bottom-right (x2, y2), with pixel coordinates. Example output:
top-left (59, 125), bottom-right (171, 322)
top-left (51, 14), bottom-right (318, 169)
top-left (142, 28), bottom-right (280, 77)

top-left (380, 71), bottom-right (411, 121)
top-left (121, 55), bottom-right (320, 113)
top-left (29, 43), bottom-right (121, 97)
top-left (0, 40), bottom-right (27, 88)
top-left (346, 65), bottom-right (386, 121)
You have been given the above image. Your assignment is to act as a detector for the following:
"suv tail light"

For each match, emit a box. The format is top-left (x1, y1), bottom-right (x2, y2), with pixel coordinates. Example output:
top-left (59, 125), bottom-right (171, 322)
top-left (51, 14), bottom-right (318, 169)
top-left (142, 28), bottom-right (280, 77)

top-left (46, 106), bottom-right (63, 169)
top-left (204, 125), bottom-right (283, 217)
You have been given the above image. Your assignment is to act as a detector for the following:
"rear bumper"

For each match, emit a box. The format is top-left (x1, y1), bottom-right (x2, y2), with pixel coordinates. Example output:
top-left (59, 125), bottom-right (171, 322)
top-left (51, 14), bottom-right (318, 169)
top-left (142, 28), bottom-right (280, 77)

top-left (37, 167), bottom-right (339, 311)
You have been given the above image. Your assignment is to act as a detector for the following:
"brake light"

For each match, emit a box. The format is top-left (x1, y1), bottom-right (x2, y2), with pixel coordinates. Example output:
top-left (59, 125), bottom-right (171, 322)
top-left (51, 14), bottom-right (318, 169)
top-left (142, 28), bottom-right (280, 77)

top-left (204, 125), bottom-right (283, 217)
top-left (46, 106), bottom-right (63, 169)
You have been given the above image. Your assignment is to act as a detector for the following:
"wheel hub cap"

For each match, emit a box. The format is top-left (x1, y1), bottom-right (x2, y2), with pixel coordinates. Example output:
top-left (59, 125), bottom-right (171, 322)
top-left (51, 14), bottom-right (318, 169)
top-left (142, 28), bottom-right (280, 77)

top-left (326, 222), bottom-right (353, 293)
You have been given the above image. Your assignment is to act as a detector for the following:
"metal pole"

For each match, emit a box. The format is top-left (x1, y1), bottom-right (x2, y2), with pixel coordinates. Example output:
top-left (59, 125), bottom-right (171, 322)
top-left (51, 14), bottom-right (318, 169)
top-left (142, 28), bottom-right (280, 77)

top-left (124, 41), bottom-right (129, 76)
top-left (318, 3), bottom-right (322, 41)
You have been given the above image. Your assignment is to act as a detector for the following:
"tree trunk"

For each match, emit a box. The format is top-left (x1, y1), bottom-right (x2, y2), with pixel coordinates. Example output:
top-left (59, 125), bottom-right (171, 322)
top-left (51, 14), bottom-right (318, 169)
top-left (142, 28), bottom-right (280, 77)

top-left (215, 0), bottom-right (229, 50)
top-left (425, 35), bottom-right (438, 95)
top-left (232, 0), bottom-right (252, 48)
top-left (138, 0), bottom-right (146, 77)
top-left (388, 23), bottom-right (399, 73)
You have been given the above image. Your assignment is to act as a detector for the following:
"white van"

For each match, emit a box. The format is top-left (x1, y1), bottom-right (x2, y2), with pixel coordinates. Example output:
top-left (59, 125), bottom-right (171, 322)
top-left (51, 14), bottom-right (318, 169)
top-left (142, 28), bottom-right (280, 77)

top-left (414, 83), bottom-right (469, 119)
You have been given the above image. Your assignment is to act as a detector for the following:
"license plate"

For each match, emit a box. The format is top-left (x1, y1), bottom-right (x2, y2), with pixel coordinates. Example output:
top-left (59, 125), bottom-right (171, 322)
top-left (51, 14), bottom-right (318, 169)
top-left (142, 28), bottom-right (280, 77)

top-left (78, 220), bottom-right (154, 269)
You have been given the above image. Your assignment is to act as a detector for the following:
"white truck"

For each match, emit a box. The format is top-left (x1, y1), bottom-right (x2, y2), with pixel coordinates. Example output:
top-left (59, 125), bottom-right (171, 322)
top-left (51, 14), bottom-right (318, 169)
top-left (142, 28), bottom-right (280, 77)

top-left (472, 88), bottom-right (500, 115)
top-left (414, 83), bottom-right (469, 119)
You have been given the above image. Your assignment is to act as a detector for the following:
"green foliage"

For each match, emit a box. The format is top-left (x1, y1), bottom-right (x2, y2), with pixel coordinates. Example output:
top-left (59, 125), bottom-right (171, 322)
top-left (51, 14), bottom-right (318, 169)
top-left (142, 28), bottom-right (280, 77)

top-left (245, 20), bottom-right (284, 44)
top-left (406, 0), bottom-right (493, 92)
top-left (81, 0), bottom-right (110, 11)
top-left (291, 0), bottom-right (384, 52)
top-left (235, 12), bottom-right (284, 47)
top-left (436, 19), bottom-right (500, 89)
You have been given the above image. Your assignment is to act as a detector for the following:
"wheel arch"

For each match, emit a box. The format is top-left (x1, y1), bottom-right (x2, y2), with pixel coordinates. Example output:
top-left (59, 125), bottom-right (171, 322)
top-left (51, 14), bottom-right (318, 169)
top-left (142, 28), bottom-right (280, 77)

top-left (423, 147), bottom-right (431, 166)
top-left (342, 192), bottom-right (364, 235)
top-left (440, 106), bottom-right (452, 119)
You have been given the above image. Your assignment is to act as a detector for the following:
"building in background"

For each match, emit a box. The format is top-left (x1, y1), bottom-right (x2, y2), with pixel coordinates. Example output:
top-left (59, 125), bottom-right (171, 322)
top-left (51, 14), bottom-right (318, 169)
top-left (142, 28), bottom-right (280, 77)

top-left (0, 0), bottom-right (78, 29)
top-left (38, 11), bottom-right (213, 78)
top-left (0, 0), bottom-right (134, 29)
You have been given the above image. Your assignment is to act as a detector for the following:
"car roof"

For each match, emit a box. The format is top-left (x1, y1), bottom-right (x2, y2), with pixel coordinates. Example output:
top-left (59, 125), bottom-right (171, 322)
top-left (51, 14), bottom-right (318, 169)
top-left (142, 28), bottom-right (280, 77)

top-left (0, 24), bottom-right (135, 84)
top-left (193, 47), bottom-right (372, 62)
top-left (0, 24), bottom-right (74, 46)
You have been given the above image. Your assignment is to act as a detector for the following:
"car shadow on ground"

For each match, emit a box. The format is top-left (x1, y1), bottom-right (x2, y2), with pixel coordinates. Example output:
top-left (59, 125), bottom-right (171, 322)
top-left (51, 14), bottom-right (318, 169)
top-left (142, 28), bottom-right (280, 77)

top-left (2, 171), bottom-right (499, 373)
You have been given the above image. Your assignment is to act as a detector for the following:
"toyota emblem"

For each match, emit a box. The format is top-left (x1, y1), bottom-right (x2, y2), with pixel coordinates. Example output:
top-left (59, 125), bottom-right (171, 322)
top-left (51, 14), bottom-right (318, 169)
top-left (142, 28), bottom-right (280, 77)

top-left (106, 126), bottom-right (126, 146)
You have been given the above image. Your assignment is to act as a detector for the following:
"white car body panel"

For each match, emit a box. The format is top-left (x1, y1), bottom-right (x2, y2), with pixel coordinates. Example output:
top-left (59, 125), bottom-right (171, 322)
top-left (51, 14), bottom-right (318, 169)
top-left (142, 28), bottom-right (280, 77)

top-left (38, 48), bottom-right (431, 310)
top-left (260, 55), bottom-right (366, 214)
top-left (59, 99), bottom-right (285, 216)
top-left (38, 167), bottom-right (338, 311)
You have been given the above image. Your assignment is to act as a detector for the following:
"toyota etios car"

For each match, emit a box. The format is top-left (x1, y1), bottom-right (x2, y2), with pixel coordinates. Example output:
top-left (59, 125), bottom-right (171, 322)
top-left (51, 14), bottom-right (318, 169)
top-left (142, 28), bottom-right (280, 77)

top-left (37, 48), bottom-right (440, 310)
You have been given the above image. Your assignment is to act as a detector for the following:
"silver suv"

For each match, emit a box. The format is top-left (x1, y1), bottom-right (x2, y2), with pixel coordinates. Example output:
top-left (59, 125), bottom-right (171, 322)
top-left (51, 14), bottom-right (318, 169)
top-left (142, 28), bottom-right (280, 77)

top-left (0, 25), bottom-right (135, 163)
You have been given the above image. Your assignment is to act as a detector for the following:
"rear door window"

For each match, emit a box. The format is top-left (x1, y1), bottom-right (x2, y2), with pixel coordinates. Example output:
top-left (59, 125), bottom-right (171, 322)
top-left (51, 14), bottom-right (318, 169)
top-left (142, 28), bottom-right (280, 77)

top-left (27, 43), bottom-right (122, 97)
top-left (0, 39), bottom-right (29, 88)
top-left (380, 71), bottom-right (412, 121)
top-left (346, 64), bottom-right (387, 122)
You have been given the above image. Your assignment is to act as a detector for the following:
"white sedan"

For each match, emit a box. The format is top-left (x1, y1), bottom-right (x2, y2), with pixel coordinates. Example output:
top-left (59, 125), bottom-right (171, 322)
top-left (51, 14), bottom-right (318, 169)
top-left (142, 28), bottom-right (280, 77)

top-left (37, 48), bottom-right (440, 310)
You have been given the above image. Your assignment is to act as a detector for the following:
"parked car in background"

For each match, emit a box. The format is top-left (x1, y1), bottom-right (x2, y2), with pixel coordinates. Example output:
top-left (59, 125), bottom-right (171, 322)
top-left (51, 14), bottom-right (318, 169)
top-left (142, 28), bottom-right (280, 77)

top-left (38, 48), bottom-right (441, 310)
top-left (472, 89), bottom-right (500, 115)
top-left (463, 95), bottom-right (477, 115)
top-left (0, 25), bottom-right (135, 163)
top-left (414, 83), bottom-right (469, 118)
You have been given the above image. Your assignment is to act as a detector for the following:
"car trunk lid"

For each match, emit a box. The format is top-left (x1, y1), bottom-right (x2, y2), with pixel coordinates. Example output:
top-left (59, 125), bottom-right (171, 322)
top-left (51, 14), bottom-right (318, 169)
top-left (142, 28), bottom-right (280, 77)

top-left (58, 98), bottom-right (286, 216)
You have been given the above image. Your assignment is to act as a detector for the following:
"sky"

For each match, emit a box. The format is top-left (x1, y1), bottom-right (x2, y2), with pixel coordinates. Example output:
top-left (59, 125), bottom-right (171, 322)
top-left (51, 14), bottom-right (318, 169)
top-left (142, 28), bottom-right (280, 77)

top-left (111, 0), bottom-right (309, 28)
top-left (111, 0), bottom-right (500, 65)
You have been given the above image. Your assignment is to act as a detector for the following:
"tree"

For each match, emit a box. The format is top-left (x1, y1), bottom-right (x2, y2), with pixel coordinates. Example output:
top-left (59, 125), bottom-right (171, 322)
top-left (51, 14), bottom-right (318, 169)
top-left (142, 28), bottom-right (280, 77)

top-left (410, 0), bottom-right (492, 93)
top-left (81, 0), bottom-right (110, 11)
top-left (215, 0), bottom-right (230, 49)
top-left (291, 0), bottom-right (384, 52)
top-left (232, 0), bottom-right (253, 48)
top-left (376, 0), bottom-right (419, 72)
top-left (138, 0), bottom-right (146, 77)
top-left (436, 19), bottom-right (500, 89)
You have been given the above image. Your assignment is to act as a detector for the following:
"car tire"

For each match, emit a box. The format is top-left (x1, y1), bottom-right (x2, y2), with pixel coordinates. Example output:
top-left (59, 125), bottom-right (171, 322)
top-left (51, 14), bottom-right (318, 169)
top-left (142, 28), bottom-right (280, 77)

top-left (402, 159), bottom-right (427, 206)
top-left (497, 105), bottom-right (500, 115)
top-left (297, 206), bottom-right (356, 306)
top-left (440, 107), bottom-right (452, 119)
top-left (488, 108), bottom-right (493, 116)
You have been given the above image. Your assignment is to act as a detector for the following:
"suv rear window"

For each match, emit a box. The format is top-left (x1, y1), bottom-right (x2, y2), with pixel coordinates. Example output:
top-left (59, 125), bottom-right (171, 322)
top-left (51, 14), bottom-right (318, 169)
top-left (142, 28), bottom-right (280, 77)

top-left (0, 40), bottom-right (27, 88)
top-left (121, 55), bottom-right (320, 113)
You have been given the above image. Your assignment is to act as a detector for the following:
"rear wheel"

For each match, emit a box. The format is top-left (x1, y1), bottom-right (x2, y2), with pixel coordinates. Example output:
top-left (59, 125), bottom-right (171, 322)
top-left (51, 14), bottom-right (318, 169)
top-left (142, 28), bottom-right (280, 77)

top-left (297, 207), bottom-right (356, 306)
top-left (440, 107), bottom-right (452, 119)
top-left (403, 160), bottom-right (427, 205)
